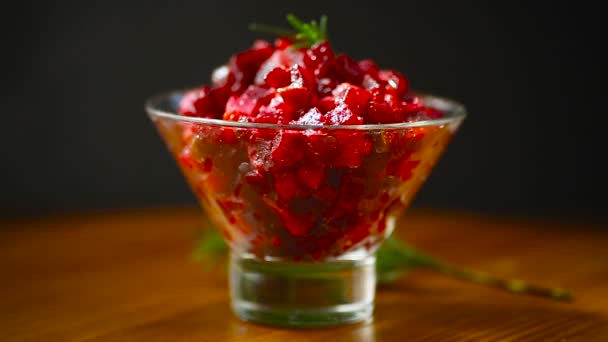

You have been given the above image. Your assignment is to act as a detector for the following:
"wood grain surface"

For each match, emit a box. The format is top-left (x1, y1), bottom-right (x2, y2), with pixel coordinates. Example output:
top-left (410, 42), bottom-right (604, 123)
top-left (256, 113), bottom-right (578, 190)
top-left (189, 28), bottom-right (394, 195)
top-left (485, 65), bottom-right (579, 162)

top-left (1, 209), bottom-right (607, 341)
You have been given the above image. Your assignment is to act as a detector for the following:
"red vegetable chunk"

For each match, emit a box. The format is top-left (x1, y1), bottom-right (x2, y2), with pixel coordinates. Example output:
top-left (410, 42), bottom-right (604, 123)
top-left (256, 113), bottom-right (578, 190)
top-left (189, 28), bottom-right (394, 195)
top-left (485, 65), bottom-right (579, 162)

top-left (225, 85), bottom-right (274, 117)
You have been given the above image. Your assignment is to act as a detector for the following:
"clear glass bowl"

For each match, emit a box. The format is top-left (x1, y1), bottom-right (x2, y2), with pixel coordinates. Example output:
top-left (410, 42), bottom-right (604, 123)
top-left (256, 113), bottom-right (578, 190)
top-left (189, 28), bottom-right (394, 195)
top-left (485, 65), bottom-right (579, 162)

top-left (146, 91), bottom-right (465, 327)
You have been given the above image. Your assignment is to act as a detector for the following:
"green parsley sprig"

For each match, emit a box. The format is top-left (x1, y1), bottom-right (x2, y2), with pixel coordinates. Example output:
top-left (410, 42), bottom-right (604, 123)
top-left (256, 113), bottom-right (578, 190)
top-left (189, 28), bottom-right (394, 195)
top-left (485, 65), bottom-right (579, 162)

top-left (249, 14), bottom-right (329, 48)
top-left (194, 224), bottom-right (572, 302)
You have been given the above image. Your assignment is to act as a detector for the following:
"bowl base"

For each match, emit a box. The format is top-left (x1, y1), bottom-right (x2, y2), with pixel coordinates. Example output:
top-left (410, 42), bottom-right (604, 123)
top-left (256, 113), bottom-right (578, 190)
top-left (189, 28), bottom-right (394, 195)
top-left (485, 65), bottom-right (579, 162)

top-left (229, 252), bottom-right (376, 328)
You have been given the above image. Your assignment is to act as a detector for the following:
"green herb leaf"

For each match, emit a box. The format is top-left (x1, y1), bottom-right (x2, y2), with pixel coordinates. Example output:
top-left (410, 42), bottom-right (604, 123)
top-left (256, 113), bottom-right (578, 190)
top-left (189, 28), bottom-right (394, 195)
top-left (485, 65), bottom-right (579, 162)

top-left (193, 224), bottom-right (572, 302)
top-left (192, 227), bottom-right (228, 262)
top-left (249, 13), bottom-right (329, 48)
top-left (247, 23), bottom-right (295, 38)
top-left (374, 236), bottom-right (573, 301)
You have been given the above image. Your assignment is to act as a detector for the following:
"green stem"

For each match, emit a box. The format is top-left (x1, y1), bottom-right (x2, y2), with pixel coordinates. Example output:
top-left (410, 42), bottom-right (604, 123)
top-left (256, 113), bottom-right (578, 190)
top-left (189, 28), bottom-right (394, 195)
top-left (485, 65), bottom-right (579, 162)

top-left (193, 228), bottom-right (573, 302)
top-left (249, 14), bottom-right (328, 48)
top-left (319, 16), bottom-right (328, 38)
top-left (389, 240), bottom-right (573, 302)
top-left (429, 262), bottom-right (572, 301)
top-left (248, 23), bottom-right (295, 37)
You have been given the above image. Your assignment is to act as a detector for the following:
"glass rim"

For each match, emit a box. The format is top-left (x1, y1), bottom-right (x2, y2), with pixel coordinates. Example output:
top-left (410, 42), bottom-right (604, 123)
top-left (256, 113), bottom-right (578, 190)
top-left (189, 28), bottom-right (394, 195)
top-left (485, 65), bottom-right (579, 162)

top-left (145, 89), bottom-right (466, 130)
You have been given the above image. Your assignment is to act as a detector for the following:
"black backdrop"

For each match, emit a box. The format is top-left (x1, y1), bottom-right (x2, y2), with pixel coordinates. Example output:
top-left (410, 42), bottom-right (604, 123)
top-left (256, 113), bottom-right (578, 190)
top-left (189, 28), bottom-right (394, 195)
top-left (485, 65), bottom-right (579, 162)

top-left (3, 1), bottom-right (606, 221)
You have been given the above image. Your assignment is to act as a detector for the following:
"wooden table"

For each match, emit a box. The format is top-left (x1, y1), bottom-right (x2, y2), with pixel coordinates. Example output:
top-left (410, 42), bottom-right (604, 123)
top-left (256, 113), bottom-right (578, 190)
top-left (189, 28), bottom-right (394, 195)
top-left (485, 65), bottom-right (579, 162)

top-left (1, 209), bottom-right (607, 341)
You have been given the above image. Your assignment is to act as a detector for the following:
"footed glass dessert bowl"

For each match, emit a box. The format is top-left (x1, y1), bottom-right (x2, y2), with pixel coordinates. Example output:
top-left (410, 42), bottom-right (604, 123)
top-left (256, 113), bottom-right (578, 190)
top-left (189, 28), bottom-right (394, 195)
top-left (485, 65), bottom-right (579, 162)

top-left (146, 92), bottom-right (465, 327)
top-left (146, 13), bottom-right (466, 327)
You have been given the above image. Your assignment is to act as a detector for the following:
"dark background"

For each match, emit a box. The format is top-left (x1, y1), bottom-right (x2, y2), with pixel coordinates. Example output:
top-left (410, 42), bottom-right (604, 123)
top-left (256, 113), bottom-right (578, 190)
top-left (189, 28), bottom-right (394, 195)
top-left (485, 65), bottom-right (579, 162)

top-left (3, 1), bottom-right (606, 221)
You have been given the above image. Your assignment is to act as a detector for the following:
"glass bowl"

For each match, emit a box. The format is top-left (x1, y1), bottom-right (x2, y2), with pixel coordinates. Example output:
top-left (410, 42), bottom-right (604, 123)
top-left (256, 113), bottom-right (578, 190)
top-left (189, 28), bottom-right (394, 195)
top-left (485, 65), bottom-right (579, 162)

top-left (146, 91), bottom-right (465, 327)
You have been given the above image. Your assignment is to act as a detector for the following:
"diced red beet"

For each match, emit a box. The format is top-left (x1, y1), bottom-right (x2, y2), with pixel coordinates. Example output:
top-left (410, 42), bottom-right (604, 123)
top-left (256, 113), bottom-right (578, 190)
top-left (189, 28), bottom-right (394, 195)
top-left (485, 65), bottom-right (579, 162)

top-left (253, 111), bottom-right (281, 124)
top-left (244, 170), bottom-right (270, 194)
top-left (332, 146), bottom-right (363, 168)
top-left (304, 132), bottom-right (343, 167)
top-left (312, 231), bottom-right (342, 255)
top-left (362, 73), bottom-right (381, 88)
top-left (271, 236), bottom-right (282, 247)
top-left (313, 183), bottom-right (338, 203)
top-left (219, 128), bottom-right (239, 144)
top-left (297, 163), bottom-right (327, 190)
top-left (262, 197), bottom-right (315, 236)
top-left (348, 223), bottom-right (370, 245)
top-left (211, 75), bottom-right (236, 110)
top-left (316, 77), bottom-right (337, 97)
top-left (296, 107), bottom-right (324, 125)
top-left (178, 143), bottom-right (216, 172)
top-left (252, 39), bottom-right (272, 50)
top-left (391, 96), bottom-right (427, 121)
top-left (223, 111), bottom-right (249, 122)
top-left (178, 86), bottom-right (218, 117)
top-left (304, 41), bottom-right (336, 78)
top-left (218, 197), bottom-right (245, 211)
top-left (216, 196), bottom-right (245, 214)
top-left (358, 59), bottom-right (379, 78)
top-left (335, 54), bottom-right (363, 85)
top-left (317, 96), bottom-right (337, 113)
top-left (180, 123), bottom-right (196, 143)
top-left (382, 92), bottom-right (399, 107)
top-left (270, 130), bottom-right (304, 170)
top-left (264, 67), bottom-right (291, 88)
top-left (255, 49), bottom-right (304, 85)
top-left (274, 37), bottom-right (293, 50)
top-left (332, 83), bottom-right (371, 117)
top-left (211, 65), bottom-right (230, 87)
top-left (228, 215), bottom-right (237, 225)
top-left (358, 135), bottom-right (373, 155)
top-left (337, 131), bottom-right (373, 155)
top-left (336, 177), bottom-right (365, 210)
top-left (267, 66), bottom-right (315, 112)
top-left (378, 70), bottom-right (409, 98)
top-left (211, 65), bottom-right (236, 110)
top-left (310, 131), bottom-right (368, 169)
top-left (380, 192), bottom-right (390, 203)
top-left (404, 127), bottom-right (427, 143)
top-left (324, 103), bottom-right (364, 125)
top-left (178, 145), bottom-right (195, 169)
top-left (278, 86), bottom-right (312, 114)
top-left (365, 81), bottom-right (386, 104)
top-left (255, 95), bottom-right (290, 124)
top-left (289, 64), bottom-right (316, 90)
top-left (248, 140), bottom-right (274, 172)
top-left (233, 183), bottom-right (243, 197)
top-left (367, 101), bottom-right (399, 124)
top-left (387, 156), bottom-right (420, 181)
top-left (209, 65), bottom-right (237, 113)
top-left (425, 107), bottom-right (444, 119)
top-left (225, 85), bottom-right (274, 117)
top-left (273, 171), bottom-right (300, 202)
top-left (229, 45), bottom-right (274, 94)
top-left (407, 96), bottom-right (424, 106)
top-left (281, 210), bottom-right (314, 236)
top-left (233, 45), bottom-right (274, 73)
